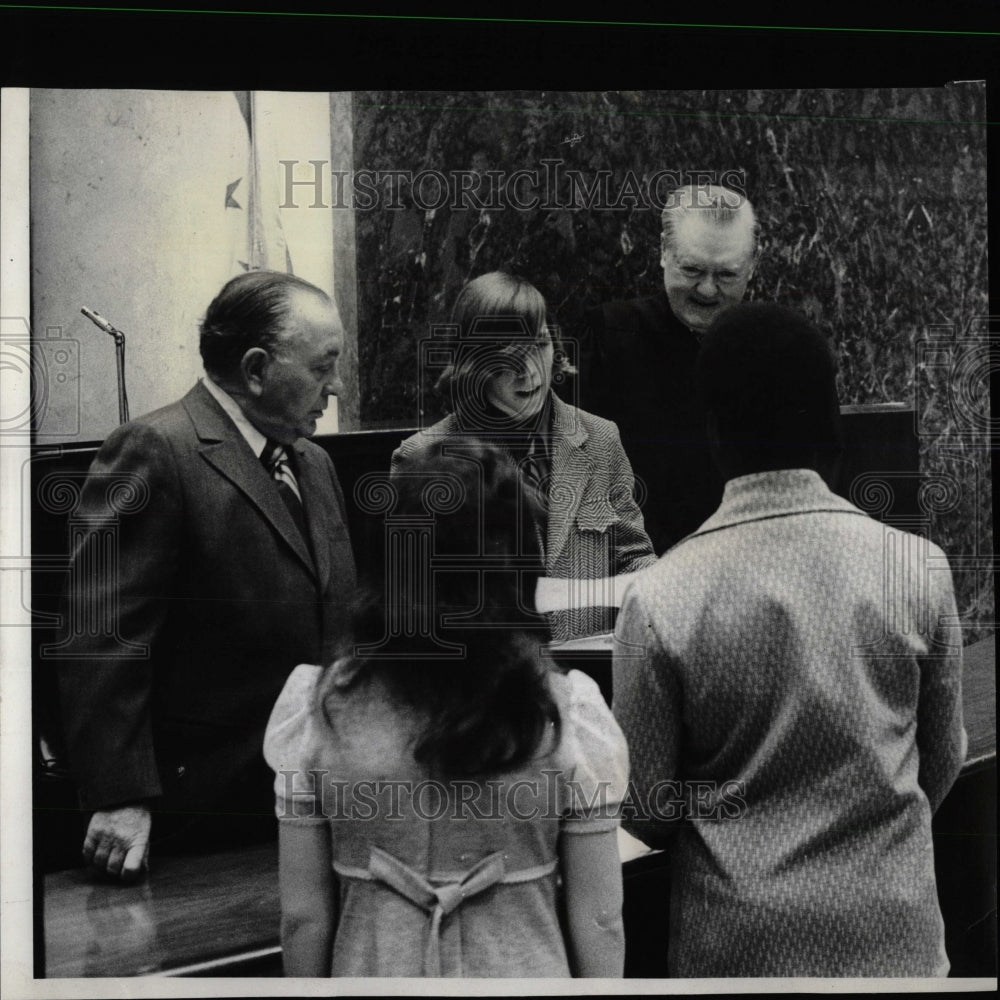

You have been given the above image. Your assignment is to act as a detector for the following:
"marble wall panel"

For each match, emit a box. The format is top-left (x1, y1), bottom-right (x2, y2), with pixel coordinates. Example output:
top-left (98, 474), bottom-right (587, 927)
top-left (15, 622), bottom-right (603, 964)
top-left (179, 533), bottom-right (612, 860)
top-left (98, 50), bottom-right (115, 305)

top-left (351, 87), bottom-right (992, 638)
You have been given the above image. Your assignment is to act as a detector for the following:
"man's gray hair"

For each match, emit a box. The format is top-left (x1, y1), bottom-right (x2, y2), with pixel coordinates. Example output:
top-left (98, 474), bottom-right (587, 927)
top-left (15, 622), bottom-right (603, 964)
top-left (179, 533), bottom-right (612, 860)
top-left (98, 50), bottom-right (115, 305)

top-left (660, 184), bottom-right (760, 261)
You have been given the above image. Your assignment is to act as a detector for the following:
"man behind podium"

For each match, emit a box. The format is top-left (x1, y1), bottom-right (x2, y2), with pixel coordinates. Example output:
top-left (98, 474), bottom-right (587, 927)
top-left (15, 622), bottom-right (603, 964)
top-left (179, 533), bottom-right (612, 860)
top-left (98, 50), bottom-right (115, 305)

top-left (578, 183), bottom-right (758, 553)
top-left (57, 271), bottom-right (357, 878)
top-left (613, 304), bottom-right (965, 976)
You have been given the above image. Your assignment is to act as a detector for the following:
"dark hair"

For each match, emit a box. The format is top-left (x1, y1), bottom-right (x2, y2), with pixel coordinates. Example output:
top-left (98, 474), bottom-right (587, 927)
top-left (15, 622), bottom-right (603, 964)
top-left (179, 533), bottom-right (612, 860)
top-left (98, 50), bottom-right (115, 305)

top-left (199, 270), bottom-right (331, 379)
top-left (328, 440), bottom-right (560, 778)
top-left (696, 302), bottom-right (843, 472)
top-left (435, 272), bottom-right (575, 424)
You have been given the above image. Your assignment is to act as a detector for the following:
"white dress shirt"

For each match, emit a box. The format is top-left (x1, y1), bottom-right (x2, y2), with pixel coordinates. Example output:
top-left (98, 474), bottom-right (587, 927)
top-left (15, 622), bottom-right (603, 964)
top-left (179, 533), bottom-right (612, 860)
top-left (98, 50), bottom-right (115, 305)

top-left (200, 375), bottom-right (268, 459)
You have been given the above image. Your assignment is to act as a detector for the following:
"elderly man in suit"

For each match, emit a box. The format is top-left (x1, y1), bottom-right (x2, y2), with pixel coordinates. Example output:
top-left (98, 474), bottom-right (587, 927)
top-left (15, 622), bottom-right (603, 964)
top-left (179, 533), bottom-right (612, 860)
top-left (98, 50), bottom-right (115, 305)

top-left (613, 303), bottom-right (965, 976)
top-left (578, 183), bottom-right (758, 554)
top-left (57, 271), bottom-right (357, 878)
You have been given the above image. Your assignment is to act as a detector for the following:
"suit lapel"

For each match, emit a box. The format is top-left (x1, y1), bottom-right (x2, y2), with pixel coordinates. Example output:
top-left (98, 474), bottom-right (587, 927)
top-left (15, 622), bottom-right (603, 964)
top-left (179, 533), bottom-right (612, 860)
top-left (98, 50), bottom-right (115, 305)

top-left (183, 382), bottom-right (317, 580)
top-left (292, 440), bottom-right (333, 590)
top-left (546, 395), bottom-right (591, 568)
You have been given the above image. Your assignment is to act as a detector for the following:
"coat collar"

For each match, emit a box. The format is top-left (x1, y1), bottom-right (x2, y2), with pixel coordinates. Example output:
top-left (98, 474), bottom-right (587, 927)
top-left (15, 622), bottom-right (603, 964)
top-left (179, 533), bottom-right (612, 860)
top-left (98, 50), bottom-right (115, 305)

top-left (548, 391), bottom-right (588, 447)
top-left (182, 381), bottom-right (319, 581)
top-left (546, 393), bottom-right (590, 566)
top-left (691, 468), bottom-right (865, 539)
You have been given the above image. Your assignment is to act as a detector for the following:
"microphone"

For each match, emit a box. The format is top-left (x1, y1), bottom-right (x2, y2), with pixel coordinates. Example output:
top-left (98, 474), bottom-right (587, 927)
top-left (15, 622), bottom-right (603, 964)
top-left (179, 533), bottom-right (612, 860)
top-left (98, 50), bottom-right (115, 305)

top-left (80, 306), bottom-right (130, 424)
top-left (81, 306), bottom-right (120, 339)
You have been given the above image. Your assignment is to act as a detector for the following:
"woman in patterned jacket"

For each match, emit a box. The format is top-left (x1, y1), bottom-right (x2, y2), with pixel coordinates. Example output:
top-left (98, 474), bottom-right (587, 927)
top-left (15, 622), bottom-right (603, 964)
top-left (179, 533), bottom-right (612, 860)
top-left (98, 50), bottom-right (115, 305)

top-left (391, 271), bottom-right (656, 643)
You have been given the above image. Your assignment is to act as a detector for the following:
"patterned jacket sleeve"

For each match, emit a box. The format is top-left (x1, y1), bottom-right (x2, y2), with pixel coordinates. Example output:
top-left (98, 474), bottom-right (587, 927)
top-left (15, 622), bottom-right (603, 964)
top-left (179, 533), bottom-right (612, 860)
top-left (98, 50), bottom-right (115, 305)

top-left (388, 442), bottom-right (407, 478)
top-left (611, 584), bottom-right (682, 848)
top-left (389, 430), bottom-right (429, 479)
top-left (916, 551), bottom-right (966, 813)
top-left (604, 421), bottom-right (657, 576)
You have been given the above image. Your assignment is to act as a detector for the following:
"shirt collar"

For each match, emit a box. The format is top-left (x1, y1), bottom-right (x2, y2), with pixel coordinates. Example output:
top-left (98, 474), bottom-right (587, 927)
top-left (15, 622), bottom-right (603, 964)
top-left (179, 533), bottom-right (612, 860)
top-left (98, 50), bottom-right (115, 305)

top-left (200, 375), bottom-right (268, 459)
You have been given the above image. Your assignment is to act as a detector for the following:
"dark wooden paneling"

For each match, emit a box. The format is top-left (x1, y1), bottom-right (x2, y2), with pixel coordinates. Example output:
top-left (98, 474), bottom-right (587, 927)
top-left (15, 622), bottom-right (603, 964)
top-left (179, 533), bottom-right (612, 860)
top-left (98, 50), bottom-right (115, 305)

top-left (834, 404), bottom-right (920, 521)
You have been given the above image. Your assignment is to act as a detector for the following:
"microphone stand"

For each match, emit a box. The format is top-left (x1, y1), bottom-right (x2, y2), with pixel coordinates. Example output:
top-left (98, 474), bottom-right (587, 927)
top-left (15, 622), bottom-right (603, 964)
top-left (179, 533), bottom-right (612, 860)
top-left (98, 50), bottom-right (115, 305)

top-left (81, 307), bottom-right (130, 424)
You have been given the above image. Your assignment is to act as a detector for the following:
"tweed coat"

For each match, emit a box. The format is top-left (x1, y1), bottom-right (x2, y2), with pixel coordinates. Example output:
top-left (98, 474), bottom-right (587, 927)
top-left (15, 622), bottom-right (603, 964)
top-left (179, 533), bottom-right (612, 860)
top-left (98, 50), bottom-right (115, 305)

top-left (612, 469), bottom-right (966, 977)
top-left (390, 392), bottom-right (656, 642)
top-left (56, 380), bottom-right (357, 823)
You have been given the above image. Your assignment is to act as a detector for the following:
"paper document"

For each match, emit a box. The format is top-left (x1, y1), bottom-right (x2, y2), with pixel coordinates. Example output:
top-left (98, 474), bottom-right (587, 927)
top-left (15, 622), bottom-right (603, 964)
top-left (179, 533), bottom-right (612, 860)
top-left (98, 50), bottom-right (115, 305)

top-left (534, 571), bottom-right (641, 613)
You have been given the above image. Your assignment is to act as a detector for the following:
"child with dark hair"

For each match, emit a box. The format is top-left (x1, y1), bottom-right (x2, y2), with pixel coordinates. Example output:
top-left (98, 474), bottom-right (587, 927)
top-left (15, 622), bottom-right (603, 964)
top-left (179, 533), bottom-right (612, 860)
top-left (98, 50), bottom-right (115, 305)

top-left (264, 441), bottom-right (628, 978)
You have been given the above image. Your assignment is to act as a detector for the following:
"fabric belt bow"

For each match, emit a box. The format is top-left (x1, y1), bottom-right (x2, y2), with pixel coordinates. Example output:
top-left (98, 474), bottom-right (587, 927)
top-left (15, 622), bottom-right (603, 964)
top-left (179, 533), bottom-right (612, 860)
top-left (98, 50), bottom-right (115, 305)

top-left (367, 845), bottom-right (507, 976)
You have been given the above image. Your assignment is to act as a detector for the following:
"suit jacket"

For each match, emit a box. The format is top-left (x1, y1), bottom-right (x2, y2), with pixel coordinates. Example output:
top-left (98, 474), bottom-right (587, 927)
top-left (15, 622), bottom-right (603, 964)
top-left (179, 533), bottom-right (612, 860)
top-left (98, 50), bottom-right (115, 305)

top-left (391, 393), bottom-right (656, 641)
top-left (57, 381), bottom-right (357, 818)
top-left (571, 290), bottom-right (724, 555)
top-left (613, 469), bottom-right (966, 976)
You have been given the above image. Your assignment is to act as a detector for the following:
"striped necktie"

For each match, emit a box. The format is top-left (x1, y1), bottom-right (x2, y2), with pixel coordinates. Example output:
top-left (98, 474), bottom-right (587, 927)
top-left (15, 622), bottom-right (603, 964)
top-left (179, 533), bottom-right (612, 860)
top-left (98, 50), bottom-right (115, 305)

top-left (261, 439), bottom-right (309, 544)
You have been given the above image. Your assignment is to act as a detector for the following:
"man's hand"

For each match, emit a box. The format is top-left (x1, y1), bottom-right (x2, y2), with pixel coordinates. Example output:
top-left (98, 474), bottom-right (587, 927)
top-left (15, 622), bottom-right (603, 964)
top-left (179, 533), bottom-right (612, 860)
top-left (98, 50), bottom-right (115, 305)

top-left (83, 805), bottom-right (151, 880)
